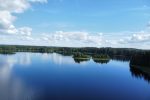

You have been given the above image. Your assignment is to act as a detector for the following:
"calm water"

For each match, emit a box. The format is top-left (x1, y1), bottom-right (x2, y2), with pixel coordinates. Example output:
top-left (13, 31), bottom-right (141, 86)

top-left (0, 53), bottom-right (150, 100)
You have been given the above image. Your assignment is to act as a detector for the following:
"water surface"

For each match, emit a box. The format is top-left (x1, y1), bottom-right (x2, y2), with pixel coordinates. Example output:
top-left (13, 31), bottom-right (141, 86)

top-left (0, 53), bottom-right (150, 100)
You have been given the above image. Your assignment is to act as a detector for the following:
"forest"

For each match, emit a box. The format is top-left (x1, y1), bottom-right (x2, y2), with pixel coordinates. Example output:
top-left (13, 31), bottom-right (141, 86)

top-left (0, 45), bottom-right (150, 67)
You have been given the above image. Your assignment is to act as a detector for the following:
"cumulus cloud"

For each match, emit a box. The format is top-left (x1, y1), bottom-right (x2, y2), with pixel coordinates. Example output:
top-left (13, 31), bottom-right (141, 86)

top-left (115, 21), bottom-right (150, 49)
top-left (0, 11), bottom-right (18, 35)
top-left (118, 31), bottom-right (150, 44)
top-left (0, 11), bottom-right (16, 29)
top-left (41, 31), bottom-right (104, 46)
top-left (0, 0), bottom-right (30, 13)
top-left (0, 0), bottom-right (48, 36)
top-left (1, 29), bottom-right (150, 49)
top-left (18, 27), bottom-right (32, 36)
top-left (131, 33), bottom-right (150, 42)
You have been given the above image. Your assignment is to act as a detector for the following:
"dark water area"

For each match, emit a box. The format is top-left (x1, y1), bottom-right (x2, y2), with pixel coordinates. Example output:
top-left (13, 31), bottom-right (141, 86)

top-left (0, 53), bottom-right (150, 100)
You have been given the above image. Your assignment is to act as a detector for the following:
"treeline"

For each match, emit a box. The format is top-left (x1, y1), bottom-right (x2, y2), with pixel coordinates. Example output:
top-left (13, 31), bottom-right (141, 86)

top-left (73, 53), bottom-right (90, 59)
top-left (0, 45), bottom-right (54, 53)
top-left (0, 45), bottom-right (146, 56)
top-left (0, 45), bottom-right (149, 58)
top-left (0, 45), bottom-right (150, 66)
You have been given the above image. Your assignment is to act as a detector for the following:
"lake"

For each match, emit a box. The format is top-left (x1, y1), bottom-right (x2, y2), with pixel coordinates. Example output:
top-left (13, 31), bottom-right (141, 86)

top-left (0, 53), bottom-right (150, 100)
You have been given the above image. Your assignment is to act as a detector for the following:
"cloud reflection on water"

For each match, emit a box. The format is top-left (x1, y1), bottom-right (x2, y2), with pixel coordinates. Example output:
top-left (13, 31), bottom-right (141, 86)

top-left (41, 53), bottom-right (88, 65)
top-left (0, 53), bottom-right (149, 100)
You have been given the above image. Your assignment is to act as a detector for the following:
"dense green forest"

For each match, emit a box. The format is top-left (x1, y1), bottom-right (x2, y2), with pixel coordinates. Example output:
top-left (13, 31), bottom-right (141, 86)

top-left (0, 45), bottom-right (148, 56)
top-left (0, 45), bottom-right (150, 67)
top-left (92, 54), bottom-right (110, 60)
top-left (73, 53), bottom-right (90, 59)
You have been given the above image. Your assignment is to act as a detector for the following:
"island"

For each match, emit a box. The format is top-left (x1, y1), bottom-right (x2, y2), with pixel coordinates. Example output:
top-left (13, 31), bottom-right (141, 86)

top-left (73, 53), bottom-right (90, 59)
top-left (92, 54), bottom-right (110, 64)
top-left (72, 53), bottom-right (90, 63)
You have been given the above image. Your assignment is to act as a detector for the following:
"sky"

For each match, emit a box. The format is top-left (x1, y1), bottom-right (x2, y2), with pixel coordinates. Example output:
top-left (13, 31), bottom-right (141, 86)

top-left (0, 0), bottom-right (150, 49)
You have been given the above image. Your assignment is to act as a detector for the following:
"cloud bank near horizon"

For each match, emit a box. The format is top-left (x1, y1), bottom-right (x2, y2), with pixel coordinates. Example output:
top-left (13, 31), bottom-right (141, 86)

top-left (0, 0), bottom-right (150, 49)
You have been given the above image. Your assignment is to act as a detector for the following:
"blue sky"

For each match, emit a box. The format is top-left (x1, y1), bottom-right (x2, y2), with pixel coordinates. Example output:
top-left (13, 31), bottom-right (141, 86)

top-left (0, 0), bottom-right (150, 49)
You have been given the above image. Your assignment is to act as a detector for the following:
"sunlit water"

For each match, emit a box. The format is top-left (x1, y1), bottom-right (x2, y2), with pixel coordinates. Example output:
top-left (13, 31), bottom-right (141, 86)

top-left (0, 53), bottom-right (150, 100)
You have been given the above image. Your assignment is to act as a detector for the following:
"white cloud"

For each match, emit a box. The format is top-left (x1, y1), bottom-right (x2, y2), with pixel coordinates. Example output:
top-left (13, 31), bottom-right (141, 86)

top-left (41, 31), bottom-right (104, 46)
top-left (131, 33), bottom-right (150, 42)
top-left (1, 29), bottom-right (150, 49)
top-left (114, 30), bottom-right (150, 49)
top-left (0, 0), bottom-right (30, 13)
top-left (113, 21), bottom-right (150, 49)
top-left (0, 0), bottom-right (47, 45)
top-left (18, 27), bottom-right (32, 36)
top-left (0, 11), bottom-right (16, 29)
top-left (0, 0), bottom-right (48, 36)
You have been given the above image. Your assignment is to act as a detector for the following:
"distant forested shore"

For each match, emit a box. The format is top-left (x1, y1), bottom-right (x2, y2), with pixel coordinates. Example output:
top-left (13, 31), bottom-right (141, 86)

top-left (0, 45), bottom-right (150, 67)
top-left (0, 45), bottom-right (149, 55)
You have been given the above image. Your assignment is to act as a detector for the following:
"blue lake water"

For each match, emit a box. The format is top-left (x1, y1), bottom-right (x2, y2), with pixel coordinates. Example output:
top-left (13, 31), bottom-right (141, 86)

top-left (0, 53), bottom-right (150, 100)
